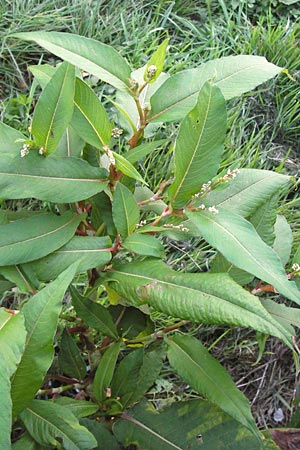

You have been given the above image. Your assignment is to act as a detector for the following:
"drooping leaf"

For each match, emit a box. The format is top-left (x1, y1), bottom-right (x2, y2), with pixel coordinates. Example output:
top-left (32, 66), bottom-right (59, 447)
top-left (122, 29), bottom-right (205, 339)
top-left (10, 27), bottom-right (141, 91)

top-left (113, 151), bottom-right (146, 183)
top-left (249, 195), bottom-right (279, 246)
top-left (20, 400), bottom-right (97, 450)
top-left (112, 182), bottom-right (139, 238)
top-left (72, 78), bottom-right (112, 149)
top-left (111, 344), bottom-right (165, 408)
top-left (11, 263), bottom-right (79, 418)
top-left (80, 418), bottom-right (122, 450)
top-left (0, 211), bottom-right (83, 266)
top-left (199, 169), bottom-right (290, 217)
top-left (168, 82), bottom-right (226, 209)
top-left (0, 265), bottom-right (37, 292)
top-left (58, 329), bottom-right (86, 380)
top-left (167, 334), bottom-right (259, 437)
top-left (70, 286), bottom-right (118, 339)
top-left (144, 37), bottom-right (169, 83)
top-left (0, 152), bottom-right (108, 202)
top-left (0, 309), bottom-right (26, 450)
top-left (0, 122), bottom-right (26, 155)
top-left (134, 185), bottom-right (167, 214)
top-left (122, 233), bottom-right (166, 258)
top-left (186, 209), bottom-right (300, 305)
top-left (125, 140), bottom-right (166, 164)
top-left (273, 215), bottom-right (293, 267)
top-left (54, 398), bottom-right (99, 418)
top-left (12, 31), bottom-right (132, 91)
top-left (149, 55), bottom-right (282, 122)
top-left (261, 299), bottom-right (300, 334)
top-left (93, 341), bottom-right (122, 403)
top-left (104, 259), bottom-right (292, 346)
top-left (31, 61), bottom-right (75, 155)
top-left (23, 236), bottom-right (112, 282)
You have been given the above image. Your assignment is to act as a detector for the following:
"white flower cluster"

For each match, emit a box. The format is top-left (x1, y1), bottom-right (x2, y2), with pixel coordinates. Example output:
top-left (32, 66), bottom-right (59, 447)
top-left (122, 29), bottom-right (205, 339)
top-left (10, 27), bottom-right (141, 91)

top-left (146, 64), bottom-right (157, 80)
top-left (39, 147), bottom-right (44, 155)
top-left (292, 263), bottom-right (300, 272)
top-left (194, 181), bottom-right (212, 198)
top-left (136, 220), bottom-right (147, 229)
top-left (197, 204), bottom-right (219, 214)
top-left (163, 223), bottom-right (189, 232)
top-left (20, 144), bottom-right (30, 157)
top-left (111, 127), bottom-right (123, 138)
top-left (220, 168), bottom-right (240, 182)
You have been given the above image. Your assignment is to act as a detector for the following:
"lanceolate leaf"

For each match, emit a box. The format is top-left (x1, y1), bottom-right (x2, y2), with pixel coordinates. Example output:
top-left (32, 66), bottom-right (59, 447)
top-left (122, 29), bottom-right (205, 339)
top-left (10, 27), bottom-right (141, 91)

top-left (104, 259), bottom-right (292, 346)
top-left (125, 140), bottom-right (166, 164)
top-left (79, 419), bottom-right (122, 450)
top-left (0, 152), bottom-right (108, 202)
top-left (58, 329), bottom-right (86, 380)
top-left (0, 212), bottom-right (83, 266)
top-left (0, 122), bottom-right (26, 155)
top-left (54, 398), bottom-right (99, 418)
top-left (200, 169), bottom-right (290, 217)
top-left (32, 62), bottom-right (75, 155)
top-left (93, 341), bottom-right (122, 403)
top-left (144, 37), bottom-right (169, 83)
top-left (249, 195), bottom-right (278, 246)
top-left (273, 215), bottom-right (293, 267)
top-left (72, 78), bottom-right (112, 149)
top-left (261, 299), bottom-right (300, 334)
top-left (12, 31), bottom-right (132, 91)
top-left (11, 263), bottom-right (79, 418)
top-left (186, 209), bottom-right (300, 305)
top-left (20, 400), bottom-right (97, 450)
top-left (70, 286), bottom-right (118, 339)
top-left (112, 182), bottom-right (140, 238)
top-left (168, 82), bottom-right (226, 208)
top-left (113, 151), bottom-right (146, 183)
top-left (167, 334), bottom-right (259, 438)
top-left (0, 309), bottom-right (26, 450)
top-left (149, 55), bottom-right (282, 122)
top-left (122, 233), bottom-right (166, 258)
top-left (23, 236), bottom-right (112, 282)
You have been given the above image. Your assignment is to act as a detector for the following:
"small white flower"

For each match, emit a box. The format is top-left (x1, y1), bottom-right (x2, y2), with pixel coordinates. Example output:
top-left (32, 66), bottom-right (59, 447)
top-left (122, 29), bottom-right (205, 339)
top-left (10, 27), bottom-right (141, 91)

top-left (146, 64), bottom-right (157, 79)
top-left (38, 147), bottom-right (44, 155)
top-left (111, 127), bottom-right (123, 138)
top-left (198, 204), bottom-right (206, 210)
top-left (20, 144), bottom-right (30, 158)
top-left (208, 206), bottom-right (219, 214)
top-left (292, 263), bottom-right (300, 272)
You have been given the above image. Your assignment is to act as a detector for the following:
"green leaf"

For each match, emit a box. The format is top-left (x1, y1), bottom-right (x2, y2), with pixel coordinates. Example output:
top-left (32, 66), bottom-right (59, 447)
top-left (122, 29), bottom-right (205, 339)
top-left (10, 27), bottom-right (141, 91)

top-left (32, 62), bottom-right (75, 155)
top-left (54, 398), bottom-right (99, 418)
top-left (12, 432), bottom-right (43, 450)
top-left (90, 191), bottom-right (116, 236)
top-left (200, 169), bottom-right (290, 217)
top-left (149, 55), bottom-right (282, 122)
top-left (12, 31), bottom-right (132, 91)
top-left (0, 152), bottom-right (108, 202)
top-left (80, 419), bottom-right (122, 450)
top-left (168, 82), bottom-right (226, 208)
top-left (11, 263), bottom-right (79, 418)
top-left (122, 234), bottom-right (165, 258)
top-left (108, 305), bottom-right (154, 339)
top-left (186, 209), bottom-right (300, 305)
top-left (111, 344), bottom-right (164, 408)
top-left (261, 299), bottom-right (300, 334)
top-left (93, 341), bottom-right (122, 403)
top-left (104, 259), bottom-right (292, 346)
top-left (72, 78), bottom-right (112, 149)
top-left (55, 124), bottom-right (85, 158)
top-left (23, 236), bottom-right (112, 282)
top-left (58, 329), bottom-right (86, 380)
top-left (0, 211), bottom-right (82, 266)
top-left (20, 400), bottom-right (97, 450)
top-left (70, 286), bottom-right (118, 339)
top-left (249, 195), bottom-right (278, 246)
top-left (125, 140), bottom-right (166, 164)
top-left (0, 122), bottom-right (26, 155)
top-left (210, 253), bottom-right (254, 286)
top-left (134, 186), bottom-right (167, 214)
top-left (29, 63), bottom-right (57, 89)
top-left (0, 265), bottom-right (36, 292)
top-left (144, 37), bottom-right (169, 83)
top-left (0, 309), bottom-right (26, 450)
top-left (113, 151), bottom-right (146, 184)
top-left (112, 182), bottom-right (139, 238)
top-left (273, 215), bottom-right (293, 267)
top-left (167, 334), bottom-right (259, 438)
top-left (0, 277), bottom-right (14, 293)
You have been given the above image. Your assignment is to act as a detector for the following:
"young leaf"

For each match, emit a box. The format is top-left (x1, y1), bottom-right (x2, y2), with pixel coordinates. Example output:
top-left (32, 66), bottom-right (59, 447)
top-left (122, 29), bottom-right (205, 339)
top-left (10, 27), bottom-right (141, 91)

top-left (125, 140), bottom-right (166, 164)
top-left (20, 400), bottom-right (97, 450)
top-left (32, 62), bottom-right (75, 155)
top-left (0, 211), bottom-right (83, 266)
top-left (149, 55), bottom-right (282, 122)
top-left (112, 182), bottom-right (139, 238)
top-left (70, 286), bottom-right (118, 339)
top-left (54, 398), bottom-right (99, 418)
top-left (12, 31), bottom-right (132, 91)
top-left (0, 122), bottom-right (26, 155)
top-left (11, 262), bottom-right (79, 418)
top-left (0, 152), bottom-right (108, 203)
top-left (72, 78), bottom-right (112, 149)
top-left (93, 341), bottom-right (122, 403)
top-left (167, 334), bottom-right (259, 438)
top-left (273, 215), bottom-right (293, 267)
top-left (144, 37), bottom-right (169, 83)
top-left (168, 82), bottom-right (226, 208)
top-left (23, 236), bottom-right (112, 282)
top-left (58, 329), bottom-right (86, 380)
top-left (200, 168), bottom-right (290, 217)
top-left (186, 209), bottom-right (300, 305)
top-left (104, 259), bottom-right (292, 346)
top-left (0, 309), bottom-right (26, 450)
top-left (123, 233), bottom-right (165, 258)
top-left (111, 344), bottom-right (164, 408)
top-left (80, 418), bottom-right (122, 450)
top-left (113, 151), bottom-right (146, 184)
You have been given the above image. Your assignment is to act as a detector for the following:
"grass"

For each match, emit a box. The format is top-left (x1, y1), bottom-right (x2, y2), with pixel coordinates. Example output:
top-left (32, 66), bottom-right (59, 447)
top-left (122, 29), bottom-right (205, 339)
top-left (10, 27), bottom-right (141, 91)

top-left (1, 0), bottom-right (300, 430)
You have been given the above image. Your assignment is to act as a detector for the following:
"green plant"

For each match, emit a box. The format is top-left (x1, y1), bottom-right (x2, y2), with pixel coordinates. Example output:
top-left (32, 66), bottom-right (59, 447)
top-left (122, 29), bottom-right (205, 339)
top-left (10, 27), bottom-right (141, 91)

top-left (1, 31), bottom-right (300, 449)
